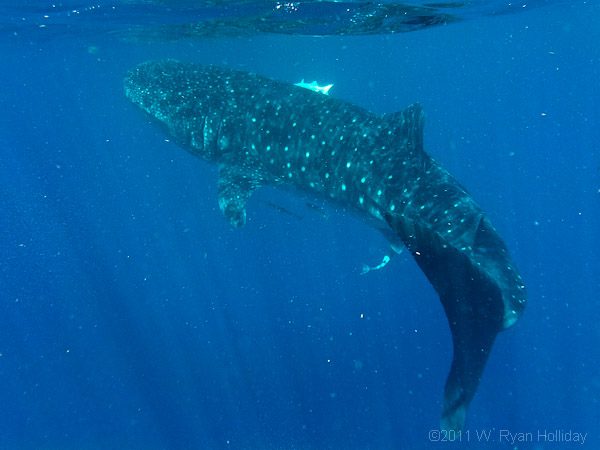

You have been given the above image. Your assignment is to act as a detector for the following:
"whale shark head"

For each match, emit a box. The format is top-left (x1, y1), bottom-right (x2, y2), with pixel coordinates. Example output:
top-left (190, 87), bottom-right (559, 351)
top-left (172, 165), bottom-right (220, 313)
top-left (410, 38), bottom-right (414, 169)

top-left (124, 60), bottom-right (231, 160)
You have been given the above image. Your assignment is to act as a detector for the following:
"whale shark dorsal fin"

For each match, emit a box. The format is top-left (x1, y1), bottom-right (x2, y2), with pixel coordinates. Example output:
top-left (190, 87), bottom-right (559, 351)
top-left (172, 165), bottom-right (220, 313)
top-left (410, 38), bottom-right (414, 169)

top-left (383, 103), bottom-right (425, 156)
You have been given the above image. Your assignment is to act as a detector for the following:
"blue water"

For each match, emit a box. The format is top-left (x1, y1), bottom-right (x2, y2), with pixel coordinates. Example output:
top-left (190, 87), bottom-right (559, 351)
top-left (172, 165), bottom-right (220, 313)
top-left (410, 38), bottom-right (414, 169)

top-left (1, 2), bottom-right (599, 449)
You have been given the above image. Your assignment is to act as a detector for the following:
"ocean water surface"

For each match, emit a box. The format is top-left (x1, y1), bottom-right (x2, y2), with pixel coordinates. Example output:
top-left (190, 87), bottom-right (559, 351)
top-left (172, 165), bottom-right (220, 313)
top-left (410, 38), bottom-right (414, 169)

top-left (1, 1), bottom-right (599, 449)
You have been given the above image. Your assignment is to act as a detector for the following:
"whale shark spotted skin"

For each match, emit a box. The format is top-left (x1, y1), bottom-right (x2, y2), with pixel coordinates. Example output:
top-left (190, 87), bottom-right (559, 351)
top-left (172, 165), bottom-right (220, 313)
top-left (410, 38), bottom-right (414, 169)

top-left (124, 60), bottom-right (526, 431)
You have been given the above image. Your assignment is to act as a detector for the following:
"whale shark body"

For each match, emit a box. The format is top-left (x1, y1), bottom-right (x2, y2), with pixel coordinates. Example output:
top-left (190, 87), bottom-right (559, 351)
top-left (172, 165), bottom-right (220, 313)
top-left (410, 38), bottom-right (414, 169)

top-left (124, 60), bottom-right (526, 431)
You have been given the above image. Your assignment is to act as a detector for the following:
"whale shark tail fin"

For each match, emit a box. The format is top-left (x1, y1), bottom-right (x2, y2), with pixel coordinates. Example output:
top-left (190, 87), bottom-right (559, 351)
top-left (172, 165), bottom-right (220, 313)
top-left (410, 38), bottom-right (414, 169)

top-left (386, 214), bottom-right (504, 432)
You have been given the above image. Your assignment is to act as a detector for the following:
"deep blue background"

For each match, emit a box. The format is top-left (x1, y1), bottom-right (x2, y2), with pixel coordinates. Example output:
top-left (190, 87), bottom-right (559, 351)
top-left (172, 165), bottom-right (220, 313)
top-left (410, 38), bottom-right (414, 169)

top-left (1, 2), bottom-right (599, 449)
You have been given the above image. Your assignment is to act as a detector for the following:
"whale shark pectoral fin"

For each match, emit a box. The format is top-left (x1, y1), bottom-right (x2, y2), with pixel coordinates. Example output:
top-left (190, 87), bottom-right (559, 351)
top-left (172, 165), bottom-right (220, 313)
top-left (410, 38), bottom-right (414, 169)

top-left (217, 158), bottom-right (268, 227)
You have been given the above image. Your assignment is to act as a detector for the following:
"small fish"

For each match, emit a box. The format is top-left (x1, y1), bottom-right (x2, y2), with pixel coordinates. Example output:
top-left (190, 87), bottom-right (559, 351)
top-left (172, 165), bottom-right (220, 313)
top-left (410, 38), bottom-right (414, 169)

top-left (304, 202), bottom-right (330, 220)
top-left (361, 254), bottom-right (392, 275)
top-left (258, 200), bottom-right (303, 221)
top-left (294, 79), bottom-right (333, 95)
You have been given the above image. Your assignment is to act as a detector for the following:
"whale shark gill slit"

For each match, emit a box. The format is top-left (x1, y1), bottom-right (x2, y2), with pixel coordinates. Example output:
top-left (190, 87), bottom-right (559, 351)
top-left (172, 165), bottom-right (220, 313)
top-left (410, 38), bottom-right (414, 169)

top-left (124, 60), bottom-right (526, 431)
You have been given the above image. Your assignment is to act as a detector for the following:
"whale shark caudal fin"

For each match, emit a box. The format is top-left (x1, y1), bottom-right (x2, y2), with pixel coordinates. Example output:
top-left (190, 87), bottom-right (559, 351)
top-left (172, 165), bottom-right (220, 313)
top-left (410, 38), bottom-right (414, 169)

top-left (386, 214), bottom-right (505, 432)
top-left (382, 104), bottom-right (525, 431)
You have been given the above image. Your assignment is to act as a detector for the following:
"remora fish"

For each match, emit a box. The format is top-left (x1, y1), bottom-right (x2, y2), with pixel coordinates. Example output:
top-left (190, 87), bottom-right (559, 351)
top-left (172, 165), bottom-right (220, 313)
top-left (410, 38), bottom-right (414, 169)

top-left (294, 79), bottom-right (334, 95)
top-left (124, 60), bottom-right (526, 431)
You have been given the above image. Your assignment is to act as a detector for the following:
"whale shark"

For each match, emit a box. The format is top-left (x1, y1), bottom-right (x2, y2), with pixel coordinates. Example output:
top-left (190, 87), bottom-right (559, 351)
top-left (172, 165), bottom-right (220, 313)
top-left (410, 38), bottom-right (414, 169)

top-left (124, 60), bottom-right (526, 431)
